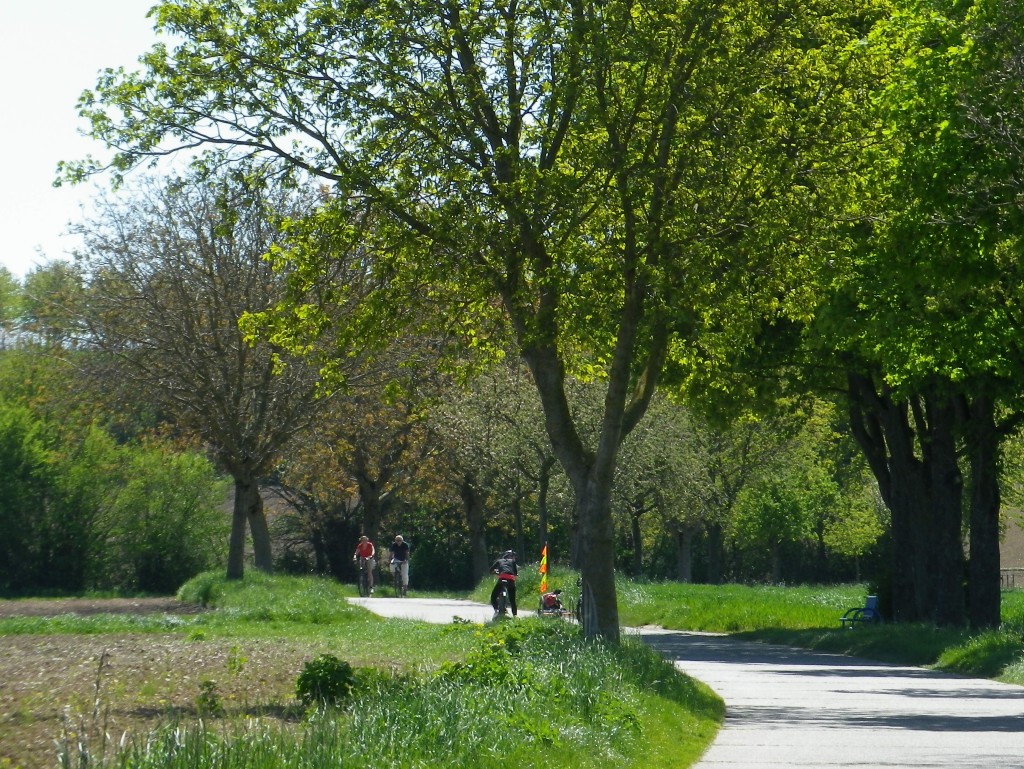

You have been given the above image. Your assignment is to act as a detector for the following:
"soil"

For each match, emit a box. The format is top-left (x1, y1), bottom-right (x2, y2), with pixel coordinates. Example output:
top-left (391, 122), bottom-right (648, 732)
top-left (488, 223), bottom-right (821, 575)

top-left (0, 597), bottom-right (206, 619)
top-left (0, 598), bottom-right (316, 769)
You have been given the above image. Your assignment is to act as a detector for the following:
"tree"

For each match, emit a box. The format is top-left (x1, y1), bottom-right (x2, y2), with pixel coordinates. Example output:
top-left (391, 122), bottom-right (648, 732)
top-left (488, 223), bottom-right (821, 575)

top-left (0, 268), bottom-right (21, 349)
top-left (71, 169), bottom-right (353, 579)
top-left (429, 367), bottom-right (528, 581)
top-left (611, 393), bottom-right (696, 578)
top-left (272, 344), bottom-right (436, 578)
top-left (69, 0), bottom-right (885, 639)
top-left (729, 407), bottom-right (846, 583)
top-left (96, 441), bottom-right (229, 593)
top-left (0, 399), bottom-right (53, 591)
top-left (806, 0), bottom-right (1024, 627)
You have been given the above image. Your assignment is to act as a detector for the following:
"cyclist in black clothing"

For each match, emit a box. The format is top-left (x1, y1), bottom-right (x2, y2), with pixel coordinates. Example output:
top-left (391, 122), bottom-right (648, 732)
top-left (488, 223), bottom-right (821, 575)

top-left (389, 535), bottom-right (411, 593)
top-left (489, 550), bottom-right (518, 617)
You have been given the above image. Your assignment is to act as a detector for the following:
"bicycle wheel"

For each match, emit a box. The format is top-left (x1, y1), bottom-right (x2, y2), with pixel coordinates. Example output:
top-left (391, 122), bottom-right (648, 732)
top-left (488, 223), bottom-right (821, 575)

top-left (393, 564), bottom-right (404, 597)
top-left (495, 584), bottom-right (508, 617)
top-left (358, 565), bottom-right (370, 597)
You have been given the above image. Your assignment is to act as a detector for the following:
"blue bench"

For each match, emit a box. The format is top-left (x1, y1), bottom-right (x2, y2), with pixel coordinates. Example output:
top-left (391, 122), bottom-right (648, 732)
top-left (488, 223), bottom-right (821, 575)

top-left (840, 594), bottom-right (881, 628)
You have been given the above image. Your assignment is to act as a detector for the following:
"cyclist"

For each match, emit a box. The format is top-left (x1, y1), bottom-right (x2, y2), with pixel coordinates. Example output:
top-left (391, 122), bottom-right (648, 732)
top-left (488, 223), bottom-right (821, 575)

top-left (489, 549), bottom-right (518, 617)
top-left (353, 535), bottom-right (376, 594)
top-left (388, 535), bottom-right (411, 595)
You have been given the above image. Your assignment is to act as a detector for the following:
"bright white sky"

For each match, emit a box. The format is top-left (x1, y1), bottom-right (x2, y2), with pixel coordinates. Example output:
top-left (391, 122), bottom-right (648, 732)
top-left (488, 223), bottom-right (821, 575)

top-left (1, 1), bottom-right (162, 279)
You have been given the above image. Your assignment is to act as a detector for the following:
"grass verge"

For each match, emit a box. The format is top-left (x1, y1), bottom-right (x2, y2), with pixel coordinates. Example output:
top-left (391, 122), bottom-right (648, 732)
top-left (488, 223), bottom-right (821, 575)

top-left (102, 621), bottom-right (721, 769)
top-left (616, 580), bottom-right (1024, 685)
top-left (0, 573), bottom-right (722, 769)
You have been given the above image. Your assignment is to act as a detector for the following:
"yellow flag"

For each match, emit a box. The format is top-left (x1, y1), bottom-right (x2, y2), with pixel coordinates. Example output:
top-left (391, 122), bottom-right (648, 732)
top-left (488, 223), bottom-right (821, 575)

top-left (539, 544), bottom-right (548, 593)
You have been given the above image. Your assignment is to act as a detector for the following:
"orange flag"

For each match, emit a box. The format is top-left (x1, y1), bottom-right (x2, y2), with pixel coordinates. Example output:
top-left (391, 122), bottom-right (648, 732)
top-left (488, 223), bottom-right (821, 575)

top-left (539, 543), bottom-right (548, 593)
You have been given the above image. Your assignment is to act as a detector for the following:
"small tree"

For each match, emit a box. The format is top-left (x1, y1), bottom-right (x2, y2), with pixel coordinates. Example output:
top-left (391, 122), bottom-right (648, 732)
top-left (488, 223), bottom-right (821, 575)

top-left (72, 169), bottom-right (361, 579)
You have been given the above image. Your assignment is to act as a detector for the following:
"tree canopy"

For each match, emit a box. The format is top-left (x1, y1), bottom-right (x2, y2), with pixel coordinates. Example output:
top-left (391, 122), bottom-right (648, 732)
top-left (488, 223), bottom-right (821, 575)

top-left (68, 0), bottom-right (892, 638)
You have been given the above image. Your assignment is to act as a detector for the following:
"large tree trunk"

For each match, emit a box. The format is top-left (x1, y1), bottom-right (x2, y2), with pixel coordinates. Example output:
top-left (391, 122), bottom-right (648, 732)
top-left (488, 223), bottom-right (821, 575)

top-left (460, 477), bottom-right (490, 582)
top-left (675, 523), bottom-right (694, 582)
top-left (923, 390), bottom-right (966, 627)
top-left (227, 503), bottom-right (247, 580)
top-left (850, 373), bottom-right (919, 620)
top-left (576, 474), bottom-right (620, 642)
top-left (848, 373), bottom-right (969, 625)
top-left (226, 474), bottom-right (273, 579)
top-left (705, 522), bottom-right (725, 584)
top-left (966, 395), bottom-right (1002, 629)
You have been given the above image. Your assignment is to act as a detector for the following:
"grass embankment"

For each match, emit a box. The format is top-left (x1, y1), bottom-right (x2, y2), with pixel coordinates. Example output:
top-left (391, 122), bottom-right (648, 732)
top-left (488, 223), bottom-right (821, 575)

top-left (618, 580), bottom-right (1024, 684)
top-left (0, 573), bottom-right (722, 769)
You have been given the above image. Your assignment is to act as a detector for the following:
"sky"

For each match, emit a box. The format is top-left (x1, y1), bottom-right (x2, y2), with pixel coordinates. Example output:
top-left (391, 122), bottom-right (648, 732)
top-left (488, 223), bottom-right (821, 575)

top-left (1, 1), bottom-right (161, 280)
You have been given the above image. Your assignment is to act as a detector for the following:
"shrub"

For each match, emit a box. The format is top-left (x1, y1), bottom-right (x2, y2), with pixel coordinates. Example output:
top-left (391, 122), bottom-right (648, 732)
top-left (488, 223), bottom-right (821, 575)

top-left (296, 654), bottom-right (356, 706)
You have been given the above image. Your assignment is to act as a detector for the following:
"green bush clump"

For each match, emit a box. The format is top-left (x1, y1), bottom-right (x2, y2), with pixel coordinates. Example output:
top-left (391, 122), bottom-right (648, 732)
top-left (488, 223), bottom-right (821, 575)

top-left (296, 654), bottom-right (356, 706)
top-left (177, 571), bottom-right (223, 607)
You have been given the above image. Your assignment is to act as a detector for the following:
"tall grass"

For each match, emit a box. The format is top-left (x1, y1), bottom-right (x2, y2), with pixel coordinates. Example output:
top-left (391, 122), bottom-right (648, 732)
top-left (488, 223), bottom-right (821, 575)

top-left (83, 620), bottom-right (721, 769)
top-left (36, 574), bottom-right (721, 769)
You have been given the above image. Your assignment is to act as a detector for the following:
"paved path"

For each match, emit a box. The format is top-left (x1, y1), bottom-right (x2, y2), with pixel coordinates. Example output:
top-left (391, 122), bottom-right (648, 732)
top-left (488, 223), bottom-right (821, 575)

top-left (347, 596), bottom-right (497, 624)
top-left (350, 597), bottom-right (1024, 767)
top-left (638, 628), bottom-right (1024, 768)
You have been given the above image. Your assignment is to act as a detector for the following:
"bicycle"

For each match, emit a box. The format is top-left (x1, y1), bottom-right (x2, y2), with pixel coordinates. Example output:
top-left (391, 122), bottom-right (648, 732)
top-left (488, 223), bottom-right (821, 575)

top-left (493, 578), bottom-right (512, 618)
top-left (391, 559), bottom-right (407, 597)
top-left (355, 556), bottom-right (372, 597)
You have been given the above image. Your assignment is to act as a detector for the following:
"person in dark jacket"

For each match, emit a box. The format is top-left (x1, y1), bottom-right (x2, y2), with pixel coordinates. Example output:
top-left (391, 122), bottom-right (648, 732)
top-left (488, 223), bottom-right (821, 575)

top-left (388, 535), bottom-right (411, 594)
top-left (489, 550), bottom-right (518, 617)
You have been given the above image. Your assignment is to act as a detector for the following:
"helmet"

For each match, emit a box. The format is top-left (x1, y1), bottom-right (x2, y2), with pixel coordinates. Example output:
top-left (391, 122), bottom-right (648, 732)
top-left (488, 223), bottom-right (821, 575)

top-left (503, 550), bottom-right (515, 558)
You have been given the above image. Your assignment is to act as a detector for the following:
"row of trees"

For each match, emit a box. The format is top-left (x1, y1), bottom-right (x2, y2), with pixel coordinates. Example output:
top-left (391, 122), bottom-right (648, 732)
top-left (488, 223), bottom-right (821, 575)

top-left (20, 0), bottom-right (1023, 636)
top-left (2, 181), bottom-right (885, 594)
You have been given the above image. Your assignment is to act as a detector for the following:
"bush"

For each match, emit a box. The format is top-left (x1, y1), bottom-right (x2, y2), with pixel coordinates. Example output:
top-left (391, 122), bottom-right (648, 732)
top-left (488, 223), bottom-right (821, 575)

top-left (296, 654), bottom-right (356, 706)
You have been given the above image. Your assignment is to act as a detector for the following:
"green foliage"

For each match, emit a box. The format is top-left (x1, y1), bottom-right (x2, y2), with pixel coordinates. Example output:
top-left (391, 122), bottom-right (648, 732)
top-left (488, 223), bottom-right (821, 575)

top-left (0, 387), bottom-right (228, 595)
top-left (93, 444), bottom-right (230, 593)
top-left (196, 679), bottom-right (224, 716)
top-left (101, 619), bottom-right (720, 769)
top-left (0, 399), bottom-right (54, 591)
top-left (296, 654), bottom-right (355, 707)
top-left (0, 267), bottom-right (21, 334)
top-left (177, 571), bottom-right (224, 607)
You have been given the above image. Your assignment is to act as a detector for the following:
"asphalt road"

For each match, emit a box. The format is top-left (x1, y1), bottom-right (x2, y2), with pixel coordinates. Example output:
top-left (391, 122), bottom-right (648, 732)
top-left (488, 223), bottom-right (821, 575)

top-left (638, 628), bottom-right (1024, 768)
top-left (350, 596), bottom-right (1024, 768)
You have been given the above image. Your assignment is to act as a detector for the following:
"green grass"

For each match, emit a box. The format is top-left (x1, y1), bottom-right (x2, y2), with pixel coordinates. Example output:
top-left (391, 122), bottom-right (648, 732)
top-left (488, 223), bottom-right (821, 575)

top-left (11, 572), bottom-right (721, 769)
top-left (104, 628), bottom-right (722, 769)
top-left (618, 581), bottom-right (862, 631)
top-left (613, 579), bottom-right (1024, 685)
top-left (24, 568), bottom-right (1024, 767)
